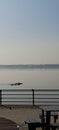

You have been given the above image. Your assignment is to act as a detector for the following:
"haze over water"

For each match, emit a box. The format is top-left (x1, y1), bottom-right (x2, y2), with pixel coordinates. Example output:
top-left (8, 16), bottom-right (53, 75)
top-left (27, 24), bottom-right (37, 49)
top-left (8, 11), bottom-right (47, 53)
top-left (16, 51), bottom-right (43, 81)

top-left (0, 64), bottom-right (59, 90)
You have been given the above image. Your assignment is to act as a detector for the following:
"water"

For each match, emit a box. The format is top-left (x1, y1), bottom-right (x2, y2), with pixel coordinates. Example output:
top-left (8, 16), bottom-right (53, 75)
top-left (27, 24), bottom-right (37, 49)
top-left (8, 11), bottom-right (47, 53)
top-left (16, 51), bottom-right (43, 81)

top-left (0, 64), bottom-right (59, 90)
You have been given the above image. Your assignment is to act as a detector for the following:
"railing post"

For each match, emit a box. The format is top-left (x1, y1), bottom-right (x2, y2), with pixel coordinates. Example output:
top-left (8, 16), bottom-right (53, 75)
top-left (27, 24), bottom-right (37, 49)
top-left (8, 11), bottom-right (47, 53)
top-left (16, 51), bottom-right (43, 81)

top-left (0, 90), bottom-right (2, 105)
top-left (32, 89), bottom-right (34, 106)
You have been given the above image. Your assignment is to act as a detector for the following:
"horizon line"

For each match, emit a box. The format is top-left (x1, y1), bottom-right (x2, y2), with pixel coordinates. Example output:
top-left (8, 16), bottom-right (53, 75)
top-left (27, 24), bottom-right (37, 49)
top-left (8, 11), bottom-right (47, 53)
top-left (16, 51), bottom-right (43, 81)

top-left (0, 64), bottom-right (59, 66)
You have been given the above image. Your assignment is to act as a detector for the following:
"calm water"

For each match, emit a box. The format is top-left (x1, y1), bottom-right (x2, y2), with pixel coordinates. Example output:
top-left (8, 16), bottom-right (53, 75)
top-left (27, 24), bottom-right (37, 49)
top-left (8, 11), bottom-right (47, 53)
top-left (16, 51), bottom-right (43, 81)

top-left (0, 65), bottom-right (59, 90)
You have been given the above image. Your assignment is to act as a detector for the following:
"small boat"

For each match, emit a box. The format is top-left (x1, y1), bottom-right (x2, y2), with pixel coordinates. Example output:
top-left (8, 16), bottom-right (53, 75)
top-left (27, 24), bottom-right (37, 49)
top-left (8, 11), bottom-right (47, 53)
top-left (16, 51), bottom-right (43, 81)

top-left (10, 82), bottom-right (23, 86)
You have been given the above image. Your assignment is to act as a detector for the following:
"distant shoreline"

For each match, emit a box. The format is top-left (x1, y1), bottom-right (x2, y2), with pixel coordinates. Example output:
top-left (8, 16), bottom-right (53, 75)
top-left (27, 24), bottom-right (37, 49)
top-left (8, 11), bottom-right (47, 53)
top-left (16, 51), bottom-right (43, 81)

top-left (0, 64), bottom-right (59, 69)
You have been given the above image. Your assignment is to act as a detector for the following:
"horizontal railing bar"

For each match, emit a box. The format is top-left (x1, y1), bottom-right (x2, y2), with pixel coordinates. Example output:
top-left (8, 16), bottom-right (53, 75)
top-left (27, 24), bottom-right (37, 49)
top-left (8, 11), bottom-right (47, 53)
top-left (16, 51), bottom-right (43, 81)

top-left (2, 93), bottom-right (59, 95)
top-left (2, 94), bottom-right (59, 97)
top-left (2, 101), bottom-right (59, 103)
top-left (2, 100), bottom-right (59, 102)
top-left (34, 89), bottom-right (59, 91)
top-left (35, 101), bottom-right (59, 103)
top-left (35, 94), bottom-right (59, 95)
top-left (2, 97), bottom-right (59, 100)
top-left (3, 100), bottom-right (32, 103)
top-left (2, 89), bottom-right (59, 91)
top-left (2, 97), bottom-right (32, 99)
top-left (2, 89), bottom-right (33, 91)
top-left (35, 98), bottom-right (59, 99)
top-left (2, 94), bottom-right (32, 95)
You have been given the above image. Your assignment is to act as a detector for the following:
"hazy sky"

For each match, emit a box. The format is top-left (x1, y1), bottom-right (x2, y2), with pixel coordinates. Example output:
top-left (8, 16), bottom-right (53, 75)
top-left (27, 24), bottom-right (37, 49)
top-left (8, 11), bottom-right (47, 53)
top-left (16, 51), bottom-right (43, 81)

top-left (0, 0), bottom-right (59, 64)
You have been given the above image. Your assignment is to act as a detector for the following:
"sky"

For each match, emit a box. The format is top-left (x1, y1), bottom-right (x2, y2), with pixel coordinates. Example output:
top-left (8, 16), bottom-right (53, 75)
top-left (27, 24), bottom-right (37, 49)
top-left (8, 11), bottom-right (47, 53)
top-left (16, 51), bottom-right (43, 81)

top-left (0, 0), bottom-right (59, 65)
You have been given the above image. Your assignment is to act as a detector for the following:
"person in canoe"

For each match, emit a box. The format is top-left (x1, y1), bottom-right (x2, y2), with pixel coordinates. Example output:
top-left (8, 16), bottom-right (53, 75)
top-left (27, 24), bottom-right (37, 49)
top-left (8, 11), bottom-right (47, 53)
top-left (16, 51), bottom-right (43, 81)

top-left (10, 82), bottom-right (23, 86)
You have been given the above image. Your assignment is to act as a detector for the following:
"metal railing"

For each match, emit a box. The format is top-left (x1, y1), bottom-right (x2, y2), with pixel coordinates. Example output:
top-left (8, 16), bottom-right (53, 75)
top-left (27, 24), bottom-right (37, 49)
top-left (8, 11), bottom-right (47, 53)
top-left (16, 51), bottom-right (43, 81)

top-left (0, 89), bottom-right (59, 106)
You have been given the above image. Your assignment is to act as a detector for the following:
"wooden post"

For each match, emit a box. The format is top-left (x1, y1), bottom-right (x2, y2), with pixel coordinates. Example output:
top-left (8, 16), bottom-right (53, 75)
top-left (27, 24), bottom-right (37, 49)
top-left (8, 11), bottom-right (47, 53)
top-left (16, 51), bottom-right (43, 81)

top-left (46, 111), bottom-right (50, 130)
top-left (32, 89), bottom-right (34, 106)
top-left (0, 90), bottom-right (2, 105)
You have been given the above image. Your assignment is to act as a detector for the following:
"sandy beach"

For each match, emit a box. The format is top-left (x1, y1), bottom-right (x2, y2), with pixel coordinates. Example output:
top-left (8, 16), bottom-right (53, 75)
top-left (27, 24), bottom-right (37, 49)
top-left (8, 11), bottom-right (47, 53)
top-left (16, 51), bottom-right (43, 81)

top-left (0, 105), bottom-right (41, 130)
